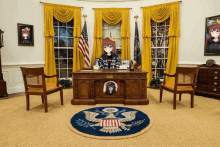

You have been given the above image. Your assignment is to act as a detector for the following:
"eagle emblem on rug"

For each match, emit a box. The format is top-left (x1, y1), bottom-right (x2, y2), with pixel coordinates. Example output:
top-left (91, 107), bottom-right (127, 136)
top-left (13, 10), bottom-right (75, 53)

top-left (76, 107), bottom-right (145, 134)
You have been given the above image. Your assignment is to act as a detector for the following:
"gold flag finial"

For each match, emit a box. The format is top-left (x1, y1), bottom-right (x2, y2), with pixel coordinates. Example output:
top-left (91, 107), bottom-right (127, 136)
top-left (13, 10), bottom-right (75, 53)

top-left (134, 15), bottom-right (139, 23)
top-left (82, 14), bottom-right (87, 22)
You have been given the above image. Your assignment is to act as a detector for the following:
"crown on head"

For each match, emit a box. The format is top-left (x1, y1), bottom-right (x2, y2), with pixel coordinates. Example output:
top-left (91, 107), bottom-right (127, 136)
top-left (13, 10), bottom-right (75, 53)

top-left (109, 32), bottom-right (116, 42)
top-left (25, 27), bottom-right (30, 31)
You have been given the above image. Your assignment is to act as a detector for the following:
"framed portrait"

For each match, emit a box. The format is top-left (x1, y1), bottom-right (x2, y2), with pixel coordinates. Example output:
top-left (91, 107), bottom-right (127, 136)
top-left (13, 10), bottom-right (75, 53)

top-left (95, 58), bottom-right (99, 65)
top-left (204, 15), bottom-right (220, 55)
top-left (121, 59), bottom-right (130, 67)
top-left (17, 23), bottom-right (34, 46)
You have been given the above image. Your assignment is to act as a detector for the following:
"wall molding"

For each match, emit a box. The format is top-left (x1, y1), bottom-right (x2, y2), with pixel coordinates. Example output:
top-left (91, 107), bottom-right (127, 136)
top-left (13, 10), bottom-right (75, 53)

top-left (2, 63), bottom-right (45, 69)
top-left (2, 63), bottom-right (44, 94)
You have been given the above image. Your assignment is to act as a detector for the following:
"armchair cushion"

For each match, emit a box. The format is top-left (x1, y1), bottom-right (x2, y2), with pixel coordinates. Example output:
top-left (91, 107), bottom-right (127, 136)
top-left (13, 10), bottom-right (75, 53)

top-left (27, 83), bottom-right (62, 93)
top-left (161, 81), bottom-right (193, 91)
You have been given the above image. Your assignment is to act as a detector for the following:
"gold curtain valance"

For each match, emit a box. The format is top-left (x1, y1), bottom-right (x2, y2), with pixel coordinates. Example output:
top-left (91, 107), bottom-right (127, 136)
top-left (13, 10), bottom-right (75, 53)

top-left (44, 3), bottom-right (81, 38)
top-left (143, 2), bottom-right (180, 38)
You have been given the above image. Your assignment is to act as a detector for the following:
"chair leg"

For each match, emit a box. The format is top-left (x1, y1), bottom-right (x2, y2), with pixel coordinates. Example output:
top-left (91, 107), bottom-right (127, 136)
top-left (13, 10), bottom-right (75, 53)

top-left (44, 95), bottom-right (48, 113)
top-left (173, 93), bottom-right (176, 109)
top-left (26, 95), bottom-right (30, 110)
top-left (179, 93), bottom-right (182, 101)
top-left (160, 86), bottom-right (163, 103)
top-left (191, 93), bottom-right (194, 108)
top-left (60, 89), bottom-right (63, 105)
top-left (41, 96), bottom-right (44, 104)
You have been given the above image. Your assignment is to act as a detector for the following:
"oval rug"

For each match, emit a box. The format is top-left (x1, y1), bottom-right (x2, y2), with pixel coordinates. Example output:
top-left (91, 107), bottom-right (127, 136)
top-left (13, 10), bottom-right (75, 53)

top-left (67, 106), bottom-right (153, 140)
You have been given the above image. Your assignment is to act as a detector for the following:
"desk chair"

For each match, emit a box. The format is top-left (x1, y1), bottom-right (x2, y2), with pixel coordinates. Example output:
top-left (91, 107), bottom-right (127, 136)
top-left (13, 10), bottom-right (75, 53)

top-left (160, 66), bottom-right (199, 109)
top-left (20, 67), bottom-right (63, 112)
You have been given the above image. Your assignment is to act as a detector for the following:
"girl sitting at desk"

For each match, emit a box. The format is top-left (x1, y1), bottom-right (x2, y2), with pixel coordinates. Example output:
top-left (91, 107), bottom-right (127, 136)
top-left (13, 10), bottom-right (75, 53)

top-left (98, 38), bottom-right (120, 69)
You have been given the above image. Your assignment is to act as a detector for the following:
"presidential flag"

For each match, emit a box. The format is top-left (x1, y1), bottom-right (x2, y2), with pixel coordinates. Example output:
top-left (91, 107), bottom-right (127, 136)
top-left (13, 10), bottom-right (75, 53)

top-left (134, 20), bottom-right (141, 67)
top-left (78, 21), bottom-right (90, 67)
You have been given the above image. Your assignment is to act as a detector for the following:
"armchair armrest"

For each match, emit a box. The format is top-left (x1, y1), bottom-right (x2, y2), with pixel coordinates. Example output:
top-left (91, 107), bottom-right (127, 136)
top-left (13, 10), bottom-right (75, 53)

top-left (45, 74), bottom-right (58, 78)
top-left (163, 73), bottom-right (176, 77)
top-left (45, 74), bottom-right (59, 87)
top-left (162, 73), bottom-right (176, 85)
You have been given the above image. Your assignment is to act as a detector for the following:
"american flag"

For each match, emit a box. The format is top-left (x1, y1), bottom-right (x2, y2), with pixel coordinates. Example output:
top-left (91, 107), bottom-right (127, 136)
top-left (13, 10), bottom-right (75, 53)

top-left (78, 21), bottom-right (90, 67)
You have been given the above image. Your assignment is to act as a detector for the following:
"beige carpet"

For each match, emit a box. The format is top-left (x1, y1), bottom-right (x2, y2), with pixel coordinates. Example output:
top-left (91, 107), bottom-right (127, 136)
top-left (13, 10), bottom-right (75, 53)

top-left (0, 88), bottom-right (220, 147)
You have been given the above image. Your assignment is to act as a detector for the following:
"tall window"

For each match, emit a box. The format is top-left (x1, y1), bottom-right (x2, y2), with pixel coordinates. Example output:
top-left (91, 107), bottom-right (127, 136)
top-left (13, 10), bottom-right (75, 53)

top-left (151, 19), bottom-right (170, 79)
top-left (53, 18), bottom-right (73, 79)
top-left (102, 21), bottom-right (122, 61)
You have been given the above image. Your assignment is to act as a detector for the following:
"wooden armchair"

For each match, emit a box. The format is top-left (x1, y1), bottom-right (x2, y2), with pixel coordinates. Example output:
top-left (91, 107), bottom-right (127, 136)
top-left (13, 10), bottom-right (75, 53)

top-left (20, 67), bottom-right (63, 112)
top-left (160, 66), bottom-right (199, 109)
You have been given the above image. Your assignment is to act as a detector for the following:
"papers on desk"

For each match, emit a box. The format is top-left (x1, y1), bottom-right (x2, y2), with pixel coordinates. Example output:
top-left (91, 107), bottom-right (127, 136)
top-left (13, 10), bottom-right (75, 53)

top-left (119, 65), bottom-right (128, 70)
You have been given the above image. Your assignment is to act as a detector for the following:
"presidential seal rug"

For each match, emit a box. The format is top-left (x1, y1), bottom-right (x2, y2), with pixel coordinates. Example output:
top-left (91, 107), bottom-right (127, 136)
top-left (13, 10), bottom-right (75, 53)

top-left (67, 106), bottom-right (153, 140)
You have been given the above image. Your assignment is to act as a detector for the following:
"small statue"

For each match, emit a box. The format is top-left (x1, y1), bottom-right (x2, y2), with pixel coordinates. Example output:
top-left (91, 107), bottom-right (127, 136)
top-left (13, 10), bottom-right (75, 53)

top-left (130, 60), bottom-right (136, 71)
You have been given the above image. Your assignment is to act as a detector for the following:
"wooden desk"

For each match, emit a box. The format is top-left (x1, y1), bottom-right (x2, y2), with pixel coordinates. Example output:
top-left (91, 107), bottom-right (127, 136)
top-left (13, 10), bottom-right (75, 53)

top-left (72, 69), bottom-right (149, 105)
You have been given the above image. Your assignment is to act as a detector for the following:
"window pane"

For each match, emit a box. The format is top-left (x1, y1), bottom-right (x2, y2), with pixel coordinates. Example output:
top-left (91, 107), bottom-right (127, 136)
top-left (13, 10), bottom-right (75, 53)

top-left (152, 69), bottom-right (156, 78)
top-left (109, 24), bottom-right (116, 30)
top-left (68, 69), bottom-right (73, 78)
top-left (59, 22), bottom-right (66, 27)
top-left (165, 37), bottom-right (169, 47)
top-left (152, 59), bottom-right (156, 68)
top-left (151, 20), bottom-right (156, 26)
top-left (55, 49), bottom-right (58, 58)
top-left (165, 26), bottom-right (169, 36)
top-left (165, 59), bottom-right (167, 67)
top-left (59, 27), bottom-right (67, 37)
top-left (68, 59), bottom-right (73, 68)
top-left (67, 19), bottom-right (73, 27)
top-left (59, 49), bottom-right (67, 58)
top-left (55, 59), bottom-right (59, 68)
top-left (59, 37), bottom-right (67, 47)
top-left (53, 17), bottom-right (58, 26)
top-left (59, 59), bottom-right (67, 68)
top-left (54, 27), bottom-right (58, 36)
top-left (157, 69), bottom-right (164, 78)
top-left (157, 59), bottom-right (165, 68)
top-left (68, 38), bottom-right (73, 47)
top-left (151, 27), bottom-right (156, 37)
top-left (67, 28), bottom-right (73, 37)
top-left (157, 37), bottom-right (165, 47)
top-left (152, 49), bottom-right (156, 58)
top-left (116, 22), bottom-right (121, 29)
top-left (165, 48), bottom-right (168, 58)
top-left (158, 22), bottom-right (165, 26)
top-left (116, 38), bottom-right (121, 48)
top-left (103, 22), bottom-right (108, 29)
top-left (151, 37), bottom-right (156, 47)
top-left (54, 37), bottom-right (58, 47)
top-left (157, 48), bottom-right (164, 58)
top-left (103, 30), bottom-right (109, 38)
top-left (111, 30), bottom-right (120, 38)
top-left (68, 49), bottom-right (73, 58)
top-left (60, 69), bottom-right (67, 78)
top-left (165, 19), bottom-right (170, 25)
top-left (157, 26), bottom-right (165, 36)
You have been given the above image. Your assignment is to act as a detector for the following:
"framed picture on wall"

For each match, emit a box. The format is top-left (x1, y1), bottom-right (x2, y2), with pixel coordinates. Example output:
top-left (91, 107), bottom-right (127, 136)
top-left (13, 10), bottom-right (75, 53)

top-left (204, 15), bottom-right (220, 55)
top-left (17, 23), bottom-right (34, 46)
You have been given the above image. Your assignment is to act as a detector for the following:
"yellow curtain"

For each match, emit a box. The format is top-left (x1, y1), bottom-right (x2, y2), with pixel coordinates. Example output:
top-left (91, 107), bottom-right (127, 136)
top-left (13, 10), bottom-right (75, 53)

top-left (44, 3), bottom-right (82, 84)
top-left (142, 2), bottom-right (180, 85)
top-left (91, 8), bottom-right (130, 66)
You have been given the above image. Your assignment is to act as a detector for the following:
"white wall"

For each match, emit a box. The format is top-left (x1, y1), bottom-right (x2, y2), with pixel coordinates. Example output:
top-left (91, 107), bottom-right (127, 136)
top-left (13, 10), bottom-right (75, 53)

top-left (0, 0), bottom-right (220, 93)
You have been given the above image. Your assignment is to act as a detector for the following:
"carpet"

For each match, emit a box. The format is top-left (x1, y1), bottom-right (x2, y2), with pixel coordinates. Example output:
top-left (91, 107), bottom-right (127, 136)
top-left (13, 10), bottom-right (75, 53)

top-left (67, 106), bottom-right (153, 140)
